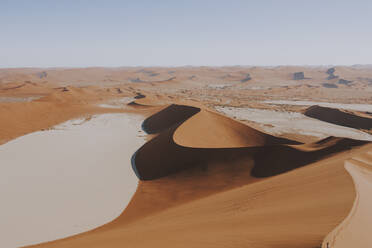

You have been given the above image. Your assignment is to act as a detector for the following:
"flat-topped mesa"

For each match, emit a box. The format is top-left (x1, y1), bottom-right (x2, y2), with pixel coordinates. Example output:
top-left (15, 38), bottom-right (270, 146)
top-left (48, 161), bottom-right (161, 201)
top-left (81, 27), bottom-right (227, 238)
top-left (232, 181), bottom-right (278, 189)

top-left (326, 67), bottom-right (339, 80)
top-left (293, 72), bottom-right (305, 80)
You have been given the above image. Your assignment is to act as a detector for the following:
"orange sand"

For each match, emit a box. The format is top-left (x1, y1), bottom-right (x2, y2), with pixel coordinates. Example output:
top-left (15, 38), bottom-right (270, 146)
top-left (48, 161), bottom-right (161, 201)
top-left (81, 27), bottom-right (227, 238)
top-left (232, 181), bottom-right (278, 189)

top-left (0, 66), bottom-right (371, 248)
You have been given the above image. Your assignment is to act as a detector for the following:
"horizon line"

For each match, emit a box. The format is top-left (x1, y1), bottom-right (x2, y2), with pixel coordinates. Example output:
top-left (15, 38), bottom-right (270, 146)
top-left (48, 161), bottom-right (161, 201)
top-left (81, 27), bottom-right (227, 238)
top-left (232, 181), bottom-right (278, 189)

top-left (1, 64), bottom-right (372, 70)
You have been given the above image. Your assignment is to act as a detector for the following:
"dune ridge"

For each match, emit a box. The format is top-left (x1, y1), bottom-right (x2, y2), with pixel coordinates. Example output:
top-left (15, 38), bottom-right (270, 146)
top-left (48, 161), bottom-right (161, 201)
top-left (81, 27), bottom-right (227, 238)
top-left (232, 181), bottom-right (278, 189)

top-left (18, 101), bottom-right (371, 248)
top-left (304, 105), bottom-right (372, 130)
top-left (132, 104), bottom-right (299, 180)
top-left (30, 142), bottom-right (372, 248)
top-left (132, 104), bottom-right (368, 180)
top-left (1, 66), bottom-right (371, 248)
top-left (322, 150), bottom-right (372, 248)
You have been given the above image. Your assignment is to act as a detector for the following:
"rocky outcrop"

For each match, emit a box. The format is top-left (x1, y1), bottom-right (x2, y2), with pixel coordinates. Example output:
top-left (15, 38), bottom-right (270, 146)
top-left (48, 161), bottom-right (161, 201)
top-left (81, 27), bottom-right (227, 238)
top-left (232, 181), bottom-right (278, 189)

top-left (130, 77), bottom-right (144, 83)
top-left (326, 68), bottom-right (335, 74)
top-left (338, 79), bottom-right (352, 85)
top-left (37, 71), bottom-right (47, 79)
top-left (322, 83), bottom-right (338, 88)
top-left (293, 72), bottom-right (305, 80)
top-left (327, 74), bottom-right (338, 80)
top-left (326, 67), bottom-right (338, 80)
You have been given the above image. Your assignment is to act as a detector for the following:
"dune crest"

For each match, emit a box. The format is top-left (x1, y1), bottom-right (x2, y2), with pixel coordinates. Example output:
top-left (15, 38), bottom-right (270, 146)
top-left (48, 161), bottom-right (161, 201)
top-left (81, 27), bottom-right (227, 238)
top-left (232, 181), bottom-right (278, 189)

top-left (252, 137), bottom-right (368, 177)
top-left (132, 104), bottom-right (299, 180)
top-left (322, 150), bottom-right (372, 248)
top-left (133, 104), bottom-right (367, 181)
top-left (2, 66), bottom-right (372, 248)
top-left (304, 105), bottom-right (372, 130)
top-left (24, 100), bottom-right (372, 248)
top-left (173, 108), bottom-right (292, 148)
top-left (142, 104), bottom-right (200, 134)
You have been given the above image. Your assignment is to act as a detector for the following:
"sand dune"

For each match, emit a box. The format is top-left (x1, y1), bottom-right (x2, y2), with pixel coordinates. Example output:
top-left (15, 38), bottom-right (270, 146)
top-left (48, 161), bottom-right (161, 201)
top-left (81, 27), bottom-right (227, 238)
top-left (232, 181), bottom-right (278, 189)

top-left (322, 151), bottom-right (372, 248)
top-left (133, 104), bottom-right (298, 180)
top-left (142, 104), bottom-right (200, 134)
top-left (23, 102), bottom-right (371, 248)
top-left (0, 84), bottom-right (141, 145)
top-left (134, 106), bottom-right (366, 181)
top-left (31, 142), bottom-right (372, 248)
top-left (252, 137), bottom-right (368, 177)
top-left (215, 106), bottom-right (372, 140)
top-left (264, 100), bottom-right (372, 112)
top-left (1, 66), bottom-right (372, 248)
top-left (304, 105), bottom-right (372, 130)
top-left (173, 108), bottom-right (293, 148)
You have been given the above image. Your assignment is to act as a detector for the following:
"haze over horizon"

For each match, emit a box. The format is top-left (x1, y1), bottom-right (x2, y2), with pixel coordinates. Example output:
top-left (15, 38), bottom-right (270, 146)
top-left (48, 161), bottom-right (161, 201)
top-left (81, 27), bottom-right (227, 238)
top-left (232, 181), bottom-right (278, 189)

top-left (1, 0), bottom-right (372, 68)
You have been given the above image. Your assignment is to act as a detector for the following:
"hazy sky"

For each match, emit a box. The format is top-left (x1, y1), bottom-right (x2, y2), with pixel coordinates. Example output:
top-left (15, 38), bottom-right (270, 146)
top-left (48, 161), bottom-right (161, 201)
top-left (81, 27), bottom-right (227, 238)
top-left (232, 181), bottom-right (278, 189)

top-left (1, 0), bottom-right (372, 67)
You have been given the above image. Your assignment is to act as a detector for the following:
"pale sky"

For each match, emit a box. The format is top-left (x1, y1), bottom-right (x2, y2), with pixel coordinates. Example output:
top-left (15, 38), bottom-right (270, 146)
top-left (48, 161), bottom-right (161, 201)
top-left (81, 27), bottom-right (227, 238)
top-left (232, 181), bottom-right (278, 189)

top-left (1, 0), bottom-right (372, 67)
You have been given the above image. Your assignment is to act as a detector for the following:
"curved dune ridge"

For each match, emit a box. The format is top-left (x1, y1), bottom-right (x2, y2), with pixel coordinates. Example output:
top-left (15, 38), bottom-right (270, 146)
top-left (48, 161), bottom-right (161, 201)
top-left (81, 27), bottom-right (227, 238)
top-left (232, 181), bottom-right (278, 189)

top-left (142, 104), bottom-right (200, 134)
top-left (252, 137), bottom-right (368, 177)
top-left (1, 67), bottom-right (371, 248)
top-left (173, 108), bottom-right (294, 148)
top-left (132, 104), bottom-right (368, 180)
top-left (132, 104), bottom-right (299, 180)
top-left (28, 103), bottom-right (372, 248)
top-left (127, 94), bottom-right (173, 108)
top-left (322, 151), bottom-right (372, 248)
top-left (304, 105), bottom-right (372, 130)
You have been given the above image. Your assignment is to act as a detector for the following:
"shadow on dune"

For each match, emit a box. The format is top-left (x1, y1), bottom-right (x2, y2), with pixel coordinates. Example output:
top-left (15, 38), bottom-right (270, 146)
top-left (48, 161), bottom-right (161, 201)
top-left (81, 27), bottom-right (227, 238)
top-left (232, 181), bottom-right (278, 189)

top-left (132, 105), bottom-right (258, 180)
top-left (305, 105), bottom-right (372, 130)
top-left (141, 104), bottom-right (200, 134)
top-left (132, 104), bottom-right (369, 180)
top-left (252, 138), bottom-right (369, 177)
top-left (29, 103), bottom-right (372, 248)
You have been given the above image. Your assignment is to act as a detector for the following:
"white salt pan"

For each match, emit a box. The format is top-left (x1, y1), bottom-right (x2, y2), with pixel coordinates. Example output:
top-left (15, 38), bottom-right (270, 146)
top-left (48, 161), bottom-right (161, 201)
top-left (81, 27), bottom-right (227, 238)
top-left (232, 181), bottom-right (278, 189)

top-left (264, 100), bottom-right (372, 112)
top-left (0, 113), bottom-right (145, 247)
top-left (215, 106), bottom-right (372, 141)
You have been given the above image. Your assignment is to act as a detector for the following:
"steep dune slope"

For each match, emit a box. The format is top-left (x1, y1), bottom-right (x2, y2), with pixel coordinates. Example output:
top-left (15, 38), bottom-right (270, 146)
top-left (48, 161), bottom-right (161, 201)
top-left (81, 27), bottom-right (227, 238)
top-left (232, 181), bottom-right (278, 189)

top-left (174, 108), bottom-right (293, 148)
top-left (133, 105), bottom-right (297, 180)
top-left (133, 105), bottom-right (366, 180)
top-left (304, 105), bottom-right (372, 130)
top-left (31, 143), bottom-right (372, 248)
top-left (322, 151), bottom-right (372, 248)
top-left (253, 137), bottom-right (368, 177)
top-left (142, 104), bottom-right (200, 134)
top-left (29, 103), bottom-right (372, 248)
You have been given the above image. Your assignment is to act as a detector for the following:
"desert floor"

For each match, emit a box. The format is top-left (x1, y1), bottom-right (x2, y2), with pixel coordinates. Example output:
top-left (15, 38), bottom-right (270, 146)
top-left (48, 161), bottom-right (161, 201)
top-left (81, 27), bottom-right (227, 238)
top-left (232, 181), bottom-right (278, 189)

top-left (0, 66), bottom-right (371, 248)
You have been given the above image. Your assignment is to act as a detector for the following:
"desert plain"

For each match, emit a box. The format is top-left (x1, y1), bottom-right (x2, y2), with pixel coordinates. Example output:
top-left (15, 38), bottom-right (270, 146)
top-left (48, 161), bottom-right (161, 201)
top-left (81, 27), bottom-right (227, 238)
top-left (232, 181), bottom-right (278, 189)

top-left (0, 65), bottom-right (372, 248)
